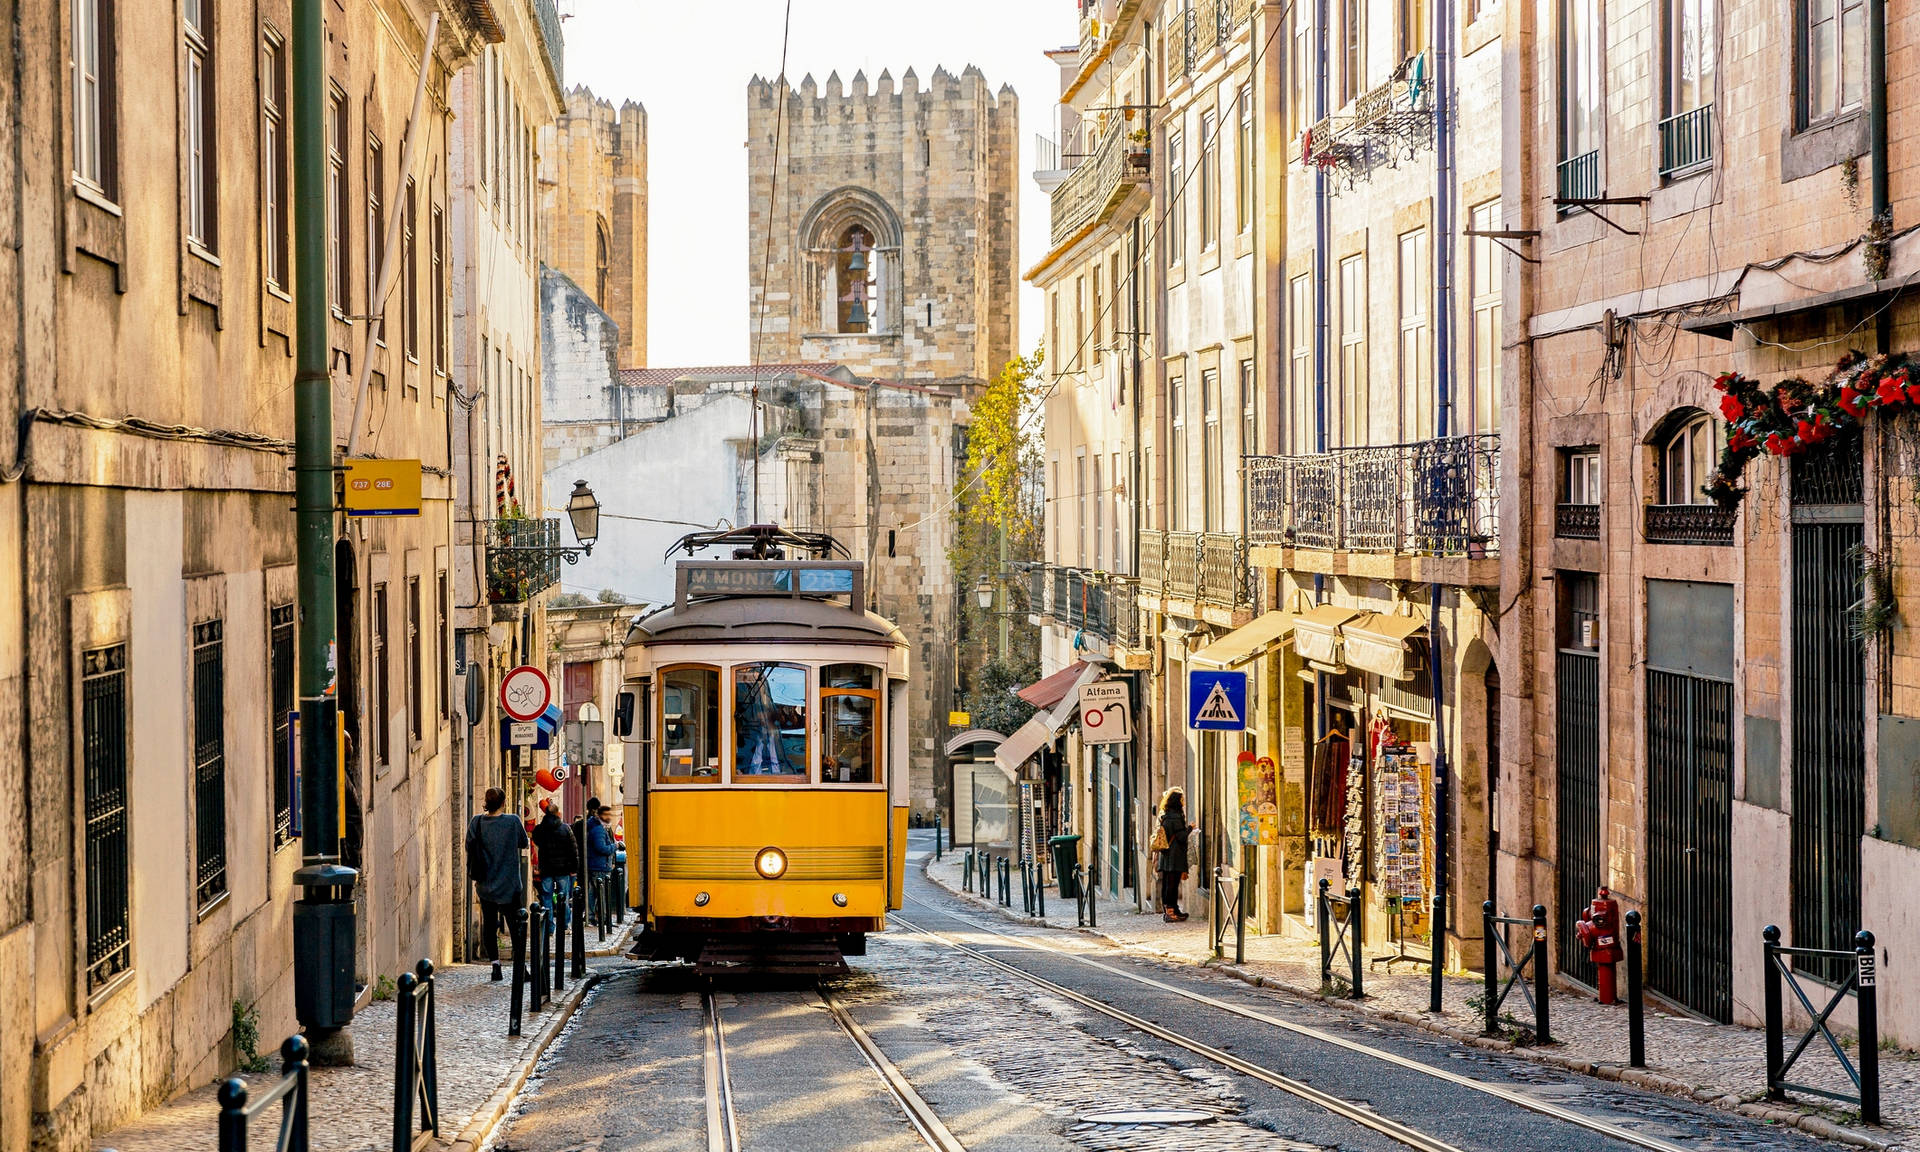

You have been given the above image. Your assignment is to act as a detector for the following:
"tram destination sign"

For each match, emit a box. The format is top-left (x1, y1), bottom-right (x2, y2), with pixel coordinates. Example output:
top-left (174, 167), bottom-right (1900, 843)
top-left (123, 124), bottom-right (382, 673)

top-left (680, 561), bottom-right (860, 603)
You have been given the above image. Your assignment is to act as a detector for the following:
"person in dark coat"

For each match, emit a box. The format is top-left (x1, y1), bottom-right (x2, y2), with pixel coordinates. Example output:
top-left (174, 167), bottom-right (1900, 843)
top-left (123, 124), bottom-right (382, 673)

top-left (531, 802), bottom-right (580, 932)
top-left (465, 787), bottom-right (526, 968)
top-left (1155, 787), bottom-right (1191, 922)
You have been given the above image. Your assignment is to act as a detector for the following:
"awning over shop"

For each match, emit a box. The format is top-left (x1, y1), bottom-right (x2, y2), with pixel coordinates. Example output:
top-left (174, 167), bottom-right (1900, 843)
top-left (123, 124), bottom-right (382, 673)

top-left (1292, 604), bottom-right (1360, 668)
top-left (1190, 611), bottom-right (1295, 668)
top-left (994, 662), bottom-right (1105, 778)
top-left (1341, 611), bottom-right (1429, 680)
top-left (1015, 660), bottom-right (1091, 709)
top-left (944, 728), bottom-right (1007, 758)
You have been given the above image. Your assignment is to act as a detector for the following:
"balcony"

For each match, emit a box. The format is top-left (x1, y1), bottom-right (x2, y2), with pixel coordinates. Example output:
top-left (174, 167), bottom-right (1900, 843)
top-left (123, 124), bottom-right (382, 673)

top-left (1049, 123), bottom-right (1150, 249)
top-left (1246, 434), bottom-right (1500, 557)
top-left (1658, 104), bottom-right (1713, 176)
top-left (1137, 529), bottom-right (1251, 612)
top-left (1164, 0), bottom-right (1256, 82)
top-left (486, 517), bottom-right (563, 603)
top-left (1644, 504), bottom-right (1736, 547)
top-left (1556, 503), bottom-right (1600, 540)
top-left (1299, 53), bottom-right (1436, 190)
top-left (531, 0), bottom-right (564, 90)
top-left (1026, 564), bottom-right (1144, 650)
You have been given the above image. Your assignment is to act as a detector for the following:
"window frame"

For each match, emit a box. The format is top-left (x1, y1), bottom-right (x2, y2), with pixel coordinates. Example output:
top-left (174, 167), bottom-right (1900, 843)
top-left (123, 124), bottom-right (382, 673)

top-left (407, 576), bottom-right (422, 744)
top-left (1289, 273), bottom-right (1313, 454)
top-left (1797, 0), bottom-right (1866, 128)
top-left (1199, 109), bottom-right (1219, 251)
top-left (431, 205), bottom-right (446, 374)
top-left (1658, 411), bottom-right (1721, 506)
top-left (1167, 130), bottom-right (1186, 267)
top-left (1236, 84), bottom-right (1254, 235)
top-left (371, 582), bottom-right (390, 769)
top-left (192, 618), bottom-right (227, 910)
top-left (327, 88), bottom-right (348, 316)
top-left (71, 0), bottom-right (118, 200)
top-left (730, 661), bottom-right (813, 784)
top-left (657, 663), bottom-right (724, 785)
top-left (367, 132), bottom-right (385, 345)
top-left (1169, 373), bottom-right (1187, 531)
top-left (1564, 447), bottom-right (1602, 505)
top-left (269, 603), bottom-right (295, 848)
top-left (1338, 253), bottom-right (1368, 446)
top-left (1202, 367), bottom-right (1222, 530)
top-left (402, 178), bottom-right (418, 361)
top-left (82, 641), bottom-right (132, 991)
top-left (1468, 200), bottom-right (1504, 435)
top-left (183, 0), bottom-right (217, 252)
top-left (260, 31), bottom-right (289, 292)
top-left (818, 664), bottom-right (885, 788)
top-left (1397, 228), bottom-right (1431, 442)
top-left (1559, 0), bottom-right (1603, 166)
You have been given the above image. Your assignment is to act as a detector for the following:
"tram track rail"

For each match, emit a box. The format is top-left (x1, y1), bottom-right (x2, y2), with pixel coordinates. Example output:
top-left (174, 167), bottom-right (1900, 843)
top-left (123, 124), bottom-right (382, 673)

top-left (700, 985), bottom-right (967, 1152)
top-left (894, 906), bottom-right (1707, 1152)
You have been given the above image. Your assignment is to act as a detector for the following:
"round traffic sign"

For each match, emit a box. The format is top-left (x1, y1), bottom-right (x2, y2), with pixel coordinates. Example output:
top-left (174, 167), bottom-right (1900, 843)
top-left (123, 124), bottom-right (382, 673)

top-left (500, 665), bottom-right (551, 722)
top-left (1083, 707), bottom-right (1106, 728)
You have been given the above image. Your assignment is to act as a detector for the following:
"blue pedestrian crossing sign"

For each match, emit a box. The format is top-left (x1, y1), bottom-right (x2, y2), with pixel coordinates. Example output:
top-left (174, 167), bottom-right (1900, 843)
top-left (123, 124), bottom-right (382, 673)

top-left (1188, 670), bottom-right (1248, 731)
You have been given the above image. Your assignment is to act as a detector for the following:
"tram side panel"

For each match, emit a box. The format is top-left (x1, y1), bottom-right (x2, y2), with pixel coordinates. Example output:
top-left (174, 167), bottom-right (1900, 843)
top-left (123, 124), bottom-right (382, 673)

top-left (889, 677), bottom-right (909, 911)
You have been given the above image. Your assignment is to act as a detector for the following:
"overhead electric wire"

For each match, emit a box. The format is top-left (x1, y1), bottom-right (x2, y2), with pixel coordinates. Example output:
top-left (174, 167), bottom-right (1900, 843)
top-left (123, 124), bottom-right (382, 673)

top-left (746, 0), bottom-right (798, 527)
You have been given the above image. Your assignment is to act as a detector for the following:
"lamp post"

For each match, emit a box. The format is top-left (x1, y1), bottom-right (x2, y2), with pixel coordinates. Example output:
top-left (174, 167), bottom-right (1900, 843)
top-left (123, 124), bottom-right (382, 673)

top-left (974, 573), bottom-right (1009, 662)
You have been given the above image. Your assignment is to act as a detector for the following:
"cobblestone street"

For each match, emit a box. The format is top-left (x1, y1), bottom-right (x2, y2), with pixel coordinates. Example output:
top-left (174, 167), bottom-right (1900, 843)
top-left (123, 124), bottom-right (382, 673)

top-left (93, 919), bottom-right (635, 1152)
top-left (923, 843), bottom-right (1918, 1150)
top-left (480, 840), bottom-right (1865, 1152)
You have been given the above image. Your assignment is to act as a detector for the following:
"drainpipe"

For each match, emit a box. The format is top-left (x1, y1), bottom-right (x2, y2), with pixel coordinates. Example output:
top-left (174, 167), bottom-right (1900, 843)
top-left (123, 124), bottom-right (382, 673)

top-left (1428, 0), bottom-right (1458, 1016)
top-left (1132, 24), bottom-right (1153, 914)
top-left (291, 0), bottom-right (356, 1064)
top-left (1311, 0), bottom-right (1330, 740)
top-left (1869, 0), bottom-right (1890, 354)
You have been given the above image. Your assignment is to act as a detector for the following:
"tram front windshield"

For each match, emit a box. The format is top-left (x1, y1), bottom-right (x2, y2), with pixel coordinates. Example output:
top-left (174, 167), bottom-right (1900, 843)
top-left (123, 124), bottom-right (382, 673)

top-left (733, 663), bottom-right (809, 778)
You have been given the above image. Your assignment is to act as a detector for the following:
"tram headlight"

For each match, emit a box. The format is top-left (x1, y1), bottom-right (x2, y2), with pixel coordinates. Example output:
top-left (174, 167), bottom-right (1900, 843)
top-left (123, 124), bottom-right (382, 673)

top-left (755, 847), bottom-right (788, 879)
top-left (693, 892), bottom-right (710, 907)
top-left (832, 892), bottom-right (849, 908)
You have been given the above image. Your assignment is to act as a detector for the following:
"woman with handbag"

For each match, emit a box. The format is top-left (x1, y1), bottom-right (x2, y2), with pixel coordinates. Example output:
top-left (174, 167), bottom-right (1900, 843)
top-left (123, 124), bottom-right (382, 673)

top-left (1152, 787), bottom-right (1191, 922)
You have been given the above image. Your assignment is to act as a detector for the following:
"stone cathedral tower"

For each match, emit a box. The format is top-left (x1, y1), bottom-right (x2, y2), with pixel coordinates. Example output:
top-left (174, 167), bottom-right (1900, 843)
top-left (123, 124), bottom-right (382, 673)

top-left (746, 66), bottom-right (1018, 386)
top-left (745, 66), bottom-right (1018, 813)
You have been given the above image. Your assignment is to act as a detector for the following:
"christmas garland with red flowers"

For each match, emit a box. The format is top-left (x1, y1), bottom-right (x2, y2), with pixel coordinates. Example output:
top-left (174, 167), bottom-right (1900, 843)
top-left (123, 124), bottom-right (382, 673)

top-left (1704, 351), bottom-right (1913, 506)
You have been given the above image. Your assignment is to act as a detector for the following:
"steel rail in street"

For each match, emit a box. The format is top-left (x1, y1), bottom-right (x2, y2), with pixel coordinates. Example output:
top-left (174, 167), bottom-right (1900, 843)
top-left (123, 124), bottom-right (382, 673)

top-left (818, 986), bottom-right (970, 1152)
top-left (897, 906), bottom-right (1703, 1152)
top-left (702, 993), bottom-right (740, 1152)
top-left (892, 914), bottom-right (1459, 1152)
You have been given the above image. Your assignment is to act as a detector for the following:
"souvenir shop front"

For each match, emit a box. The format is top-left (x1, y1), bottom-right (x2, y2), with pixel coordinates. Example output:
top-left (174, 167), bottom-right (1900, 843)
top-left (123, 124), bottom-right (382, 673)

top-left (1297, 605), bottom-right (1437, 967)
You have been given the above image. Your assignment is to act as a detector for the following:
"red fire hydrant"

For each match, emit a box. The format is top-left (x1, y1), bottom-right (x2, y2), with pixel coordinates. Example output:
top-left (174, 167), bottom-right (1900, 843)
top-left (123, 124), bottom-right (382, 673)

top-left (1574, 886), bottom-right (1625, 1004)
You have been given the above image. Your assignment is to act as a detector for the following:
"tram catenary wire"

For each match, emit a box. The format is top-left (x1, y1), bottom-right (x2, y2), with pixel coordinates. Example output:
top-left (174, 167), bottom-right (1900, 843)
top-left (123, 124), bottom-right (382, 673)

top-left (892, 907), bottom-right (1706, 1152)
top-left (700, 985), bottom-right (968, 1152)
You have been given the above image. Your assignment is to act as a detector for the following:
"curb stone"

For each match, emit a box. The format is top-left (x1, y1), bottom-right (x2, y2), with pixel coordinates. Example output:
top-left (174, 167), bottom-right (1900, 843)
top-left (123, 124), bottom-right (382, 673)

top-left (917, 855), bottom-right (1900, 1151)
top-left (449, 971), bottom-right (605, 1152)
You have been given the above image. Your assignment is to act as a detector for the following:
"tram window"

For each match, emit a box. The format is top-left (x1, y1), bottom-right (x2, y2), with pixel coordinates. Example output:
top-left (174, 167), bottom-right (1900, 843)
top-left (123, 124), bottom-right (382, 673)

top-left (658, 666), bottom-right (721, 783)
top-left (821, 664), bottom-right (878, 691)
top-left (732, 662), bottom-right (809, 780)
top-left (820, 691), bottom-right (878, 784)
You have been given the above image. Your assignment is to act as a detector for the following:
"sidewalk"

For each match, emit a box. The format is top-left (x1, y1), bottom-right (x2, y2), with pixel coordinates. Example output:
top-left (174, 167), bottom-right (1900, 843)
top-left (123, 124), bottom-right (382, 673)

top-left (924, 847), bottom-right (1918, 1150)
top-left (96, 915), bottom-right (636, 1152)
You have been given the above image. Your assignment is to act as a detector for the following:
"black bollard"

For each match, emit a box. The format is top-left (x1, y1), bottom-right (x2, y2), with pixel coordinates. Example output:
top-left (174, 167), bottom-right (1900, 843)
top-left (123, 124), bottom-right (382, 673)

top-left (509, 909), bottom-right (526, 1035)
top-left (1347, 886), bottom-right (1364, 997)
top-left (1858, 930), bottom-right (1880, 1125)
top-left (573, 879), bottom-right (588, 976)
top-left (1482, 901), bottom-right (1497, 1035)
top-left (552, 888), bottom-right (568, 992)
top-left (1320, 879), bottom-right (1335, 985)
top-left (935, 814), bottom-right (943, 860)
top-left (1234, 871), bottom-right (1248, 965)
top-left (1531, 904), bottom-right (1551, 1043)
top-left (1625, 909), bottom-right (1645, 1067)
top-left (217, 1079), bottom-right (249, 1152)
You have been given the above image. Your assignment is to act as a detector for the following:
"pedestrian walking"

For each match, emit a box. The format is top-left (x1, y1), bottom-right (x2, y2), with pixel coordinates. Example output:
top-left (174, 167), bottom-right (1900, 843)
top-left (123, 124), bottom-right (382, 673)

top-left (466, 787), bottom-right (527, 974)
top-left (531, 801), bottom-right (580, 932)
top-left (585, 803), bottom-right (617, 927)
top-left (1152, 787), bottom-right (1191, 922)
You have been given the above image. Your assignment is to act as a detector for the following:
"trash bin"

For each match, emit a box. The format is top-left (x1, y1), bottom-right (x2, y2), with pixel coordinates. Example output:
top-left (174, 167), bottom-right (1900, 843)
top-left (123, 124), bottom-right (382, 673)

top-left (1048, 835), bottom-right (1082, 899)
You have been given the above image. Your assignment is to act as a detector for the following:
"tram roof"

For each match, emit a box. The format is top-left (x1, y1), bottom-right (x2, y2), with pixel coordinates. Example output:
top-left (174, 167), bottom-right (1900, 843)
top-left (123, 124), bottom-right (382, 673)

top-left (627, 597), bottom-right (906, 647)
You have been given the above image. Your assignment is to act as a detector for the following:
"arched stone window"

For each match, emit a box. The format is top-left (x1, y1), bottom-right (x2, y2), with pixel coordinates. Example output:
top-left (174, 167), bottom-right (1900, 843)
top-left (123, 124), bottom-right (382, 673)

top-left (595, 220), bottom-right (611, 308)
top-left (1654, 408), bottom-right (1720, 505)
top-left (800, 188), bottom-right (903, 336)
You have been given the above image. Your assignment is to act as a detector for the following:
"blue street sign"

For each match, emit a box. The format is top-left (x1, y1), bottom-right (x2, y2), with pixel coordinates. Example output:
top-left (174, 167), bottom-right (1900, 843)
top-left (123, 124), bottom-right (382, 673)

top-left (1188, 669), bottom-right (1248, 731)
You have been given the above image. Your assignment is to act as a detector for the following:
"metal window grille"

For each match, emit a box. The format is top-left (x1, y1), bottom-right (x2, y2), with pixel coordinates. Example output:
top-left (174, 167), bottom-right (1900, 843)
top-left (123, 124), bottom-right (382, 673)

top-left (1657, 104), bottom-right (1713, 175)
top-left (1556, 648), bottom-right (1602, 988)
top-left (409, 577), bottom-right (423, 743)
top-left (83, 643), bottom-right (131, 991)
top-left (193, 620), bottom-right (228, 908)
top-left (1791, 520), bottom-right (1866, 986)
top-left (270, 604), bottom-right (294, 848)
top-left (1646, 668), bottom-right (1734, 1021)
top-left (437, 572), bottom-right (449, 721)
top-left (1557, 149), bottom-right (1600, 202)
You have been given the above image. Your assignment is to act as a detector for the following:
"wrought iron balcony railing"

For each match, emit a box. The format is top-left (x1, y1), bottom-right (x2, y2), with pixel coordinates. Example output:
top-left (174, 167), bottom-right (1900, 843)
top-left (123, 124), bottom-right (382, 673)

top-left (1165, 0), bottom-right (1255, 80)
top-left (1556, 503), bottom-right (1600, 540)
top-left (1130, 530), bottom-right (1250, 609)
top-left (1658, 104), bottom-right (1713, 176)
top-left (1049, 122), bottom-right (1148, 248)
top-left (1138, 528), bottom-right (1169, 589)
top-left (531, 0), bottom-right (564, 90)
top-left (1558, 149), bottom-right (1600, 203)
top-left (1246, 433), bottom-right (1501, 557)
top-left (1027, 564), bottom-right (1144, 647)
top-left (486, 517), bottom-right (563, 603)
top-left (1644, 504), bottom-right (1736, 547)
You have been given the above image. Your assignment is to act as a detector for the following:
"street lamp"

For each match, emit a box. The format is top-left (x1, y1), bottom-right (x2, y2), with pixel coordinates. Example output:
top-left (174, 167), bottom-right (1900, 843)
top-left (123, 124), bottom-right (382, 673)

top-left (565, 480), bottom-right (601, 555)
top-left (974, 574), bottom-right (996, 611)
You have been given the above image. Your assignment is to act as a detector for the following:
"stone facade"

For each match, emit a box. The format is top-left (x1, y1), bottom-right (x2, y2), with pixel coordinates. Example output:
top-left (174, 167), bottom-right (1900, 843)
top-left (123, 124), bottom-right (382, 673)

top-left (0, 4), bottom-right (562, 1151)
top-left (538, 88), bottom-right (648, 369)
top-left (746, 67), bottom-right (1018, 387)
top-left (740, 64), bottom-right (1018, 811)
top-left (1506, 0), bottom-right (1920, 1041)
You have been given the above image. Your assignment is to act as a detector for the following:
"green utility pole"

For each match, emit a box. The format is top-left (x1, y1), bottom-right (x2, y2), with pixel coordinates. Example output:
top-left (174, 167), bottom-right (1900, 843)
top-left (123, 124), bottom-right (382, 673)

top-left (290, 0), bottom-right (357, 1063)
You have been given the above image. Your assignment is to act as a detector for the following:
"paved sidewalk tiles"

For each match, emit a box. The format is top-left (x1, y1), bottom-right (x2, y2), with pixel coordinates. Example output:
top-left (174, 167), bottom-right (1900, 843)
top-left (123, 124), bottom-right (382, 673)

top-left (94, 916), bottom-right (637, 1152)
top-left (922, 847), bottom-right (1918, 1151)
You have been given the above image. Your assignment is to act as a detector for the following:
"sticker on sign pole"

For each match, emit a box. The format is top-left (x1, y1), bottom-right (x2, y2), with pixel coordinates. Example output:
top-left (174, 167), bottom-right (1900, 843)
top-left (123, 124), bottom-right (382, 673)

top-left (500, 665), bottom-right (552, 722)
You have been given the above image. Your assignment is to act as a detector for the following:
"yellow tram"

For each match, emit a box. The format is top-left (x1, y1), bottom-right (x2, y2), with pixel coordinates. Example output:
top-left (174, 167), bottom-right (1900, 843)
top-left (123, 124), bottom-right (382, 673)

top-left (615, 528), bottom-right (910, 973)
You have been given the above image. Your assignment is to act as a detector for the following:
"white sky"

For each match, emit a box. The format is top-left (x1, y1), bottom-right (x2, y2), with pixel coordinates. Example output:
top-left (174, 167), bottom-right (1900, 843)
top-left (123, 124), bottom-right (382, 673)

top-left (561, 0), bottom-right (1071, 368)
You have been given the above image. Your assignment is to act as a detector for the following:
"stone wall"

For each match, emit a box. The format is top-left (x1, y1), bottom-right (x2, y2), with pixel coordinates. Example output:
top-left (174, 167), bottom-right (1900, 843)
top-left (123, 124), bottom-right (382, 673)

top-left (539, 88), bottom-right (648, 369)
